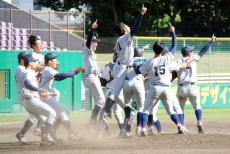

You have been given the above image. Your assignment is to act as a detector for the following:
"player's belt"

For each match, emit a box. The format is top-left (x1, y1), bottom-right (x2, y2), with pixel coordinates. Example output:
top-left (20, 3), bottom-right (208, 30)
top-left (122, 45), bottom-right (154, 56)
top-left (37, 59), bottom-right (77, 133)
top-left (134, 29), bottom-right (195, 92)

top-left (125, 77), bottom-right (129, 80)
top-left (179, 82), bottom-right (195, 86)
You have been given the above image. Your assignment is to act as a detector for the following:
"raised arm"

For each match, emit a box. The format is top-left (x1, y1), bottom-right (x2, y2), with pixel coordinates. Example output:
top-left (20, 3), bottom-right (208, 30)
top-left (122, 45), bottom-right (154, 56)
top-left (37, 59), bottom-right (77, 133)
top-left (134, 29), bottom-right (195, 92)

top-left (86, 20), bottom-right (98, 49)
top-left (168, 23), bottom-right (177, 55)
top-left (198, 34), bottom-right (216, 57)
top-left (130, 4), bottom-right (147, 37)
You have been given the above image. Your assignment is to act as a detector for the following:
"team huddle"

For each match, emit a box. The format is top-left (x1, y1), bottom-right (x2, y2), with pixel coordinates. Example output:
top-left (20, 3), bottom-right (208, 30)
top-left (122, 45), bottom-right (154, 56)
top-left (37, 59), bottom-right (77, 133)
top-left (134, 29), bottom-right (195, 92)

top-left (15, 4), bottom-right (216, 146)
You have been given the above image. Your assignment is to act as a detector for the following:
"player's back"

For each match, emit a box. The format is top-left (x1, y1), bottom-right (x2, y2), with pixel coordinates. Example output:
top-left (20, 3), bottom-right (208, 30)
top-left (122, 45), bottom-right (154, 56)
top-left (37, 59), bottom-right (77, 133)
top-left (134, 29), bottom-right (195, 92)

top-left (140, 53), bottom-right (174, 86)
top-left (176, 54), bottom-right (200, 84)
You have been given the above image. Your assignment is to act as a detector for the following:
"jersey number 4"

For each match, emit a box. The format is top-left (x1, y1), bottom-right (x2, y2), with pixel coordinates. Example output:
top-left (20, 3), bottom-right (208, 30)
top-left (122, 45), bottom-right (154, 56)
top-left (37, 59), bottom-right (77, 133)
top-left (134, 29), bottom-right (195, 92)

top-left (154, 65), bottom-right (165, 76)
top-left (117, 42), bottom-right (122, 51)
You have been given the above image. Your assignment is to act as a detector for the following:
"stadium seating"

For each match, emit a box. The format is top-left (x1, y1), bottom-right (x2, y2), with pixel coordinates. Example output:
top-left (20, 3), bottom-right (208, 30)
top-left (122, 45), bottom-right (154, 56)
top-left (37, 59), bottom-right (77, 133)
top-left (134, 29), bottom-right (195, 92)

top-left (0, 21), bottom-right (60, 51)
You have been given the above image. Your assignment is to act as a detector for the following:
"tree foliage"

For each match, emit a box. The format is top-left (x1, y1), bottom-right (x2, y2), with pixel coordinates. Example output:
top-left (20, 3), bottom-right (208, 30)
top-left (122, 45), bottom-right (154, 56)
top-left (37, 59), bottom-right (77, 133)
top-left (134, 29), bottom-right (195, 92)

top-left (36, 0), bottom-right (230, 37)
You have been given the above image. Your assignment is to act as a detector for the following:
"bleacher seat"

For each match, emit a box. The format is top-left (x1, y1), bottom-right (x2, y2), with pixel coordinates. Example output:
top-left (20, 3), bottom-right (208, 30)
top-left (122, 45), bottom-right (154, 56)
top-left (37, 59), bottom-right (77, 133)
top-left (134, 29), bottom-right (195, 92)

top-left (0, 21), bottom-right (61, 50)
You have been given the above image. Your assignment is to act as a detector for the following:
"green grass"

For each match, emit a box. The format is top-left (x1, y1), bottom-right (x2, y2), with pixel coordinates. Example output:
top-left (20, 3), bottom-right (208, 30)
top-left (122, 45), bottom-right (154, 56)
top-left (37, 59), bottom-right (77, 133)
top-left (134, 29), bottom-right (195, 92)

top-left (96, 53), bottom-right (230, 73)
top-left (0, 108), bottom-right (229, 123)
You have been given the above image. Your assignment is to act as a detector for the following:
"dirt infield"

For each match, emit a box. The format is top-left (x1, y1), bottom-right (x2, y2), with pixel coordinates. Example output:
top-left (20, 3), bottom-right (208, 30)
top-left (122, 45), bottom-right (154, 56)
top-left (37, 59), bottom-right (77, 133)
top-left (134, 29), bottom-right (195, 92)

top-left (0, 120), bottom-right (230, 154)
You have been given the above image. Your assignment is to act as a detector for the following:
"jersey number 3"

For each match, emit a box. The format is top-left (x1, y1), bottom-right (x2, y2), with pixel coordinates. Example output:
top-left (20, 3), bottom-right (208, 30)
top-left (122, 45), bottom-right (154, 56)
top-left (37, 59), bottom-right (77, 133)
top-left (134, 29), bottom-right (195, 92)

top-left (154, 65), bottom-right (165, 76)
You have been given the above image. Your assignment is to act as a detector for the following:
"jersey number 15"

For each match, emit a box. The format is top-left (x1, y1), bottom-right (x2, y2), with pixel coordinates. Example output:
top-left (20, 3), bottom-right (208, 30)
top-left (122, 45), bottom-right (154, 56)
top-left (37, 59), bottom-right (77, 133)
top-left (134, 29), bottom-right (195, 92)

top-left (154, 65), bottom-right (165, 76)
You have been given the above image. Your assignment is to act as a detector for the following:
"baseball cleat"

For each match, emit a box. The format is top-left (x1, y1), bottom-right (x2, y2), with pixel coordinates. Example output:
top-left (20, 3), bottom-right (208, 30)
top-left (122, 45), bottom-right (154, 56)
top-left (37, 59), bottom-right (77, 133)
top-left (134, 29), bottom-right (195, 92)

top-left (197, 124), bottom-right (205, 133)
top-left (41, 135), bottom-right (57, 146)
top-left (177, 125), bottom-right (185, 134)
top-left (135, 127), bottom-right (142, 136)
top-left (147, 127), bottom-right (155, 135)
top-left (141, 129), bottom-right (148, 137)
top-left (16, 132), bottom-right (26, 143)
top-left (119, 130), bottom-right (129, 138)
top-left (183, 126), bottom-right (189, 134)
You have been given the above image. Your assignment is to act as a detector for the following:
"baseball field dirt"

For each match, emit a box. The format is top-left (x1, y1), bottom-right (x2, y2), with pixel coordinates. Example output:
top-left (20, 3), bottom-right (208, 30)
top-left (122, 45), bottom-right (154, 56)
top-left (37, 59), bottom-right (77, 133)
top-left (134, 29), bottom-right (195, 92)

top-left (0, 119), bottom-right (230, 154)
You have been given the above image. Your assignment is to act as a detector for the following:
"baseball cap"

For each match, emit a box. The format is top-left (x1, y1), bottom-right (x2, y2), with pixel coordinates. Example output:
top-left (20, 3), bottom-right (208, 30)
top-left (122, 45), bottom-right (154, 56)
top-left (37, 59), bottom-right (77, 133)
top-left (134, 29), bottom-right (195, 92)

top-left (24, 53), bottom-right (38, 66)
top-left (18, 51), bottom-right (28, 60)
top-left (44, 53), bottom-right (58, 65)
top-left (181, 45), bottom-right (194, 57)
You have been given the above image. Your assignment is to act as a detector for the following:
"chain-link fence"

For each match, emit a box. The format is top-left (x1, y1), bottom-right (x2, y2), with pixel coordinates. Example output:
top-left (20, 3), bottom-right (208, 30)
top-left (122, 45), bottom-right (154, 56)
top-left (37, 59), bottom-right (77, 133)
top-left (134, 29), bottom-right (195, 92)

top-left (0, 8), bottom-right (85, 51)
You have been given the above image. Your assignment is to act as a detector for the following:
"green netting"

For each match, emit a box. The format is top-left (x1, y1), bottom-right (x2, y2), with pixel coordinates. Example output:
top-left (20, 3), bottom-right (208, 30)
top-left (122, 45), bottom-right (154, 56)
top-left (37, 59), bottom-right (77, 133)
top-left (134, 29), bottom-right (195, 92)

top-left (135, 38), bottom-right (230, 53)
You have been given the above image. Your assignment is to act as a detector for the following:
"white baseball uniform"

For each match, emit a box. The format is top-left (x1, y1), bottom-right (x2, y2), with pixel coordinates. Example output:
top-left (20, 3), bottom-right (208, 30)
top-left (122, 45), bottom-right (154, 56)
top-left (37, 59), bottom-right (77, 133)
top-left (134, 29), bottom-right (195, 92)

top-left (110, 32), bottom-right (134, 97)
top-left (176, 54), bottom-right (201, 110)
top-left (140, 53), bottom-right (179, 115)
top-left (123, 57), bottom-right (146, 112)
top-left (83, 45), bottom-right (105, 108)
top-left (22, 68), bottom-right (56, 125)
top-left (39, 66), bottom-right (69, 121)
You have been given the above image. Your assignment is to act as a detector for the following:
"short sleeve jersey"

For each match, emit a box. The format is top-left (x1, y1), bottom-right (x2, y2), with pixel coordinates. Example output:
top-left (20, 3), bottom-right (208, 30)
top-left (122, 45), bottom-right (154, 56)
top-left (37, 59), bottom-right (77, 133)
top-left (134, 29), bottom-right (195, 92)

top-left (140, 52), bottom-right (175, 86)
top-left (176, 54), bottom-right (201, 84)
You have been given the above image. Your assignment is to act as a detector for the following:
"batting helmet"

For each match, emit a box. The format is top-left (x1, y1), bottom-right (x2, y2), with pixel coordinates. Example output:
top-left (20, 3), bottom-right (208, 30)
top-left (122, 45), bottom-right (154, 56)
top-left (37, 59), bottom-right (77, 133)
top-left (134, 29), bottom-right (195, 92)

top-left (134, 47), bottom-right (143, 57)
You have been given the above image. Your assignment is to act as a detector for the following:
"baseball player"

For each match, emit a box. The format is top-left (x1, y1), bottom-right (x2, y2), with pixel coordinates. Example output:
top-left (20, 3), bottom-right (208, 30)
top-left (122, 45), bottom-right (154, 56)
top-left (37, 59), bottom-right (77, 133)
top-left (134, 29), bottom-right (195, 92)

top-left (39, 53), bottom-right (84, 141)
top-left (27, 35), bottom-right (47, 136)
top-left (100, 4), bottom-right (147, 122)
top-left (122, 46), bottom-right (149, 133)
top-left (28, 35), bottom-right (45, 72)
top-left (83, 20), bottom-right (106, 128)
top-left (15, 52), bottom-right (46, 143)
top-left (135, 24), bottom-right (191, 136)
top-left (22, 53), bottom-right (57, 145)
top-left (176, 34), bottom-right (216, 133)
top-left (15, 51), bottom-right (36, 142)
top-left (100, 62), bottom-right (128, 137)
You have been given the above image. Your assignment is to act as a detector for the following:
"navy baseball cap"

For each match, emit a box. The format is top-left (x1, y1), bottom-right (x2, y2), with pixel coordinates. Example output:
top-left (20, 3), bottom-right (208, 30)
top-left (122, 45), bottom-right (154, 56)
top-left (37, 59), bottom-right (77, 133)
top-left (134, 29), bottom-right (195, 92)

top-left (181, 45), bottom-right (194, 57)
top-left (44, 53), bottom-right (58, 65)
top-left (24, 53), bottom-right (38, 66)
top-left (18, 51), bottom-right (28, 60)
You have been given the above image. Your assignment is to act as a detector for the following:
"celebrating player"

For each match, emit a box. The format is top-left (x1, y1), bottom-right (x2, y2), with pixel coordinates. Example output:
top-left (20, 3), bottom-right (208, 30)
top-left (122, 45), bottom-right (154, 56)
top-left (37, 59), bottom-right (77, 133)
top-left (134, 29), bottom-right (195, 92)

top-left (22, 53), bottom-right (57, 145)
top-left (99, 4), bottom-right (147, 126)
top-left (83, 20), bottom-right (106, 129)
top-left (134, 24), bottom-right (190, 135)
top-left (28, 35), bottom-right (44, 72)
top-left (15, 51), bottom-right (38, 143)
top-left (176, 34), bottom-right (216, 133)
top-left (39, 53), bottom-right (84, 141)
top-left (100, 62), bottom-right (127, 137)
